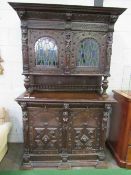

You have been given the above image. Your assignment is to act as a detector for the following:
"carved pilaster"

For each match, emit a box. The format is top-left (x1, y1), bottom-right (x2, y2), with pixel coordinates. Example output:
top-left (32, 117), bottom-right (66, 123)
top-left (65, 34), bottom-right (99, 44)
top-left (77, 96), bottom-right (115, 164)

top-left (64, 30), bottom-right (72, 74)
top-left (102, 75), bottom-right (109, 97)
top-left (103, 104), bottom-right (112, 132)
top-left (105, 32), bottom-right (113, 74)
top-left (21, 23), bottom-right (29, 74)
top-left (98, 104), bottom-right (112, 161)
top-left (20, 102), bottom-right (30, 167)
top-left (60, 103), bottom-right (72, 159)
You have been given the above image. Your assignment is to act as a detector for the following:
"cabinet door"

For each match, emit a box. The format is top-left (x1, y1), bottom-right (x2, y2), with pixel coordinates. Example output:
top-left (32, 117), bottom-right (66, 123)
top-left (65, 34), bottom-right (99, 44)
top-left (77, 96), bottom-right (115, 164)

top-left (71, 31), bottom-right (107, 74)
top-left (70, 107), bottom-right (103, 154)
top-left (28, 29), bottom-right (65, 74)
top-left (28, 107), bottom-right (61, 154)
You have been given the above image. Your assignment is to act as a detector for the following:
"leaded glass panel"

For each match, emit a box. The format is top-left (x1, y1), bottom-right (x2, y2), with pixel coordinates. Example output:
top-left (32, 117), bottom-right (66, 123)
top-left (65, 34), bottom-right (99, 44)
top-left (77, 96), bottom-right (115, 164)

top-left (35, 37), bottom-right (58, 66)
top-left (77, 38), bottom-right (99, 67)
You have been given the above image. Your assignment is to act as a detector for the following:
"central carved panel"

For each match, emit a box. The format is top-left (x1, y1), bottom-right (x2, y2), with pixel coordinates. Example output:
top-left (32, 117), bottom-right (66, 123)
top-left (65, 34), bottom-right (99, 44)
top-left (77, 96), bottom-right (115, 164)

top-left (34, 127), bottom-right (58, 150)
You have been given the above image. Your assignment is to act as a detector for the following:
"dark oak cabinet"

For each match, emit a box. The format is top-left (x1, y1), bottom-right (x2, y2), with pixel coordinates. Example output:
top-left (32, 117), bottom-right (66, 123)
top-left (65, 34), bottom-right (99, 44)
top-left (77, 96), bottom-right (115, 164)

top-left (9, 3), bottom-right (125, 168)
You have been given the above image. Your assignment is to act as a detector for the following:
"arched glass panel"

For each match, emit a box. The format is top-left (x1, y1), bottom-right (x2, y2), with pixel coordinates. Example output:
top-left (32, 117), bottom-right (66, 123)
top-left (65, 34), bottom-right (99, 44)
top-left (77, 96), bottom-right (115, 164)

top-left (35, 37), bottom-right (58, 66)
top-left (77, 38), bottom-right (99, 67)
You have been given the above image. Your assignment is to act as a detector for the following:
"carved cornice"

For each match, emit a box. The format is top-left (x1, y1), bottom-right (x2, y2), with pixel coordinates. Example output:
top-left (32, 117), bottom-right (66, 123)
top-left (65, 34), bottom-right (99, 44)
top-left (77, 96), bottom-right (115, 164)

top-left (9, 3), bottom-right (126, 24)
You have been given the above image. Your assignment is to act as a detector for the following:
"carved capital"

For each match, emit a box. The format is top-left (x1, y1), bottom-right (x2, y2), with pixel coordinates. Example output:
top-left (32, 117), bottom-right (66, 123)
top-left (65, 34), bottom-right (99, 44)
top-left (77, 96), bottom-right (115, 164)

top-left (17, 10), bottom-right (26, 19)
top-left (109, 15), bottom-right (118, 32)
top-left (20, 102), bottom-right (27, 110)
top-left (110, 15), bottom-right (118, 24)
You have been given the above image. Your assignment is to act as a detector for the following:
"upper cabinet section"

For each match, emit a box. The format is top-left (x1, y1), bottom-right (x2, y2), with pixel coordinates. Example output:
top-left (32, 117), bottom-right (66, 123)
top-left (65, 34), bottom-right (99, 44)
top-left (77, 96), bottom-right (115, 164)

top-left (9, 2), bottom-right (126, 75)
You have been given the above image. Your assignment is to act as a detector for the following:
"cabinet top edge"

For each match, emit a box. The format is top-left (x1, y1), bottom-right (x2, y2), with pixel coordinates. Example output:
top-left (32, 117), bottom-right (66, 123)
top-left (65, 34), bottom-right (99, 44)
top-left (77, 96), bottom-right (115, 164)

top-left (8, 2), bottom-right (126, 16)
top-left (113, 90), bottom-right (131, 101)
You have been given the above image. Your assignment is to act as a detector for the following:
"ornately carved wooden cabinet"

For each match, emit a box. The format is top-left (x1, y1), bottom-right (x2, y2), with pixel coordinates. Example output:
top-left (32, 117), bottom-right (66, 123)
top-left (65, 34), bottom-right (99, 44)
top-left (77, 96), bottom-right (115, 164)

top-left (9, 3), bottom-right (125, 169)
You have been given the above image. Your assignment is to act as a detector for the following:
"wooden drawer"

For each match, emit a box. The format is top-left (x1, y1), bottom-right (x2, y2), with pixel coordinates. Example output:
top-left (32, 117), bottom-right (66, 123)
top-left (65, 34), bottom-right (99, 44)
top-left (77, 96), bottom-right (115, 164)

top-left (127, 146), bottom-right (131, 161)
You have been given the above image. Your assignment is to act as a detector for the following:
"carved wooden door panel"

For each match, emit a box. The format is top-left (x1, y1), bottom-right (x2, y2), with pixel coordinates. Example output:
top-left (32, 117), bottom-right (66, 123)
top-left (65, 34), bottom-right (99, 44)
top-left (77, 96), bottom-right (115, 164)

top-left (70, 107), bottom-right (103, 154)
top-left (28, 29), bottom-right (65, 74)
top-left (71, 31), bottom-right (107, 74)
top-left (28, 107), bottom-right (61, 154)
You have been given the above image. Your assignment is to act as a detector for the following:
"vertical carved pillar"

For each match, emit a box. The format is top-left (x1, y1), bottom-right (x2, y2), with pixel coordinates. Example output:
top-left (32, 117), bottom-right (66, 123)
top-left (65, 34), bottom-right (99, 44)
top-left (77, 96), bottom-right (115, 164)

top-left (98, 104), bottom-right (112, 160)
top-left (102, 75), bottom-right (109, 97)
top-left (64, 30), bottom-right (71, 74)
top-left (20, 102), bottom-right (31, 168)
top-left (21, 22), bottom-right (28, 73)
top-left (60, 103), bottom-right (72, 162)
top-left (106, 32), bottom-right (113, 73)
top-left (64, 13), bottom-right (72, 74)
top-left (21, 20), bottom-right (31, 94)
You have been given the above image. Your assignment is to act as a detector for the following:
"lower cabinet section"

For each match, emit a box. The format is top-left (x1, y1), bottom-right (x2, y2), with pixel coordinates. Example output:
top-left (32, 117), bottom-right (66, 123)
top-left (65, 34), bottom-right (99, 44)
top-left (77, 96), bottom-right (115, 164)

top-left (19, 101), bottom-right (112, 169)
